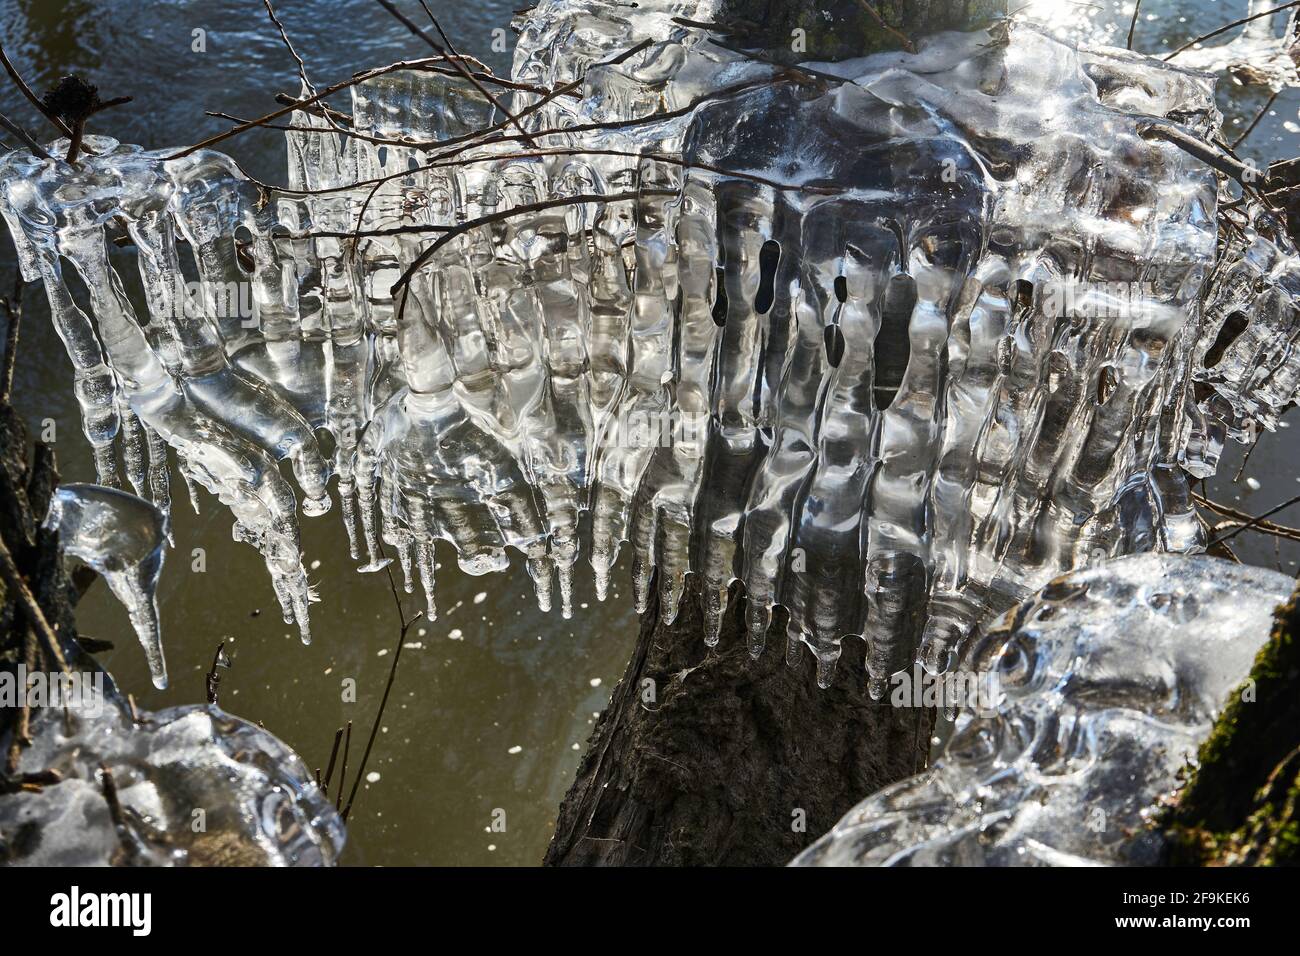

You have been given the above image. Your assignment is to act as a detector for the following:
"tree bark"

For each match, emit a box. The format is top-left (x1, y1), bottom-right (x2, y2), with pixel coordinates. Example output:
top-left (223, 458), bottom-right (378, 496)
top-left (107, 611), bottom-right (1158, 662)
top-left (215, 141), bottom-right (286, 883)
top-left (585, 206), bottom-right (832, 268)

top-left (545, 0), bottom-right (1000, 869)
top-left (545, 578), bottom-right (933, 865)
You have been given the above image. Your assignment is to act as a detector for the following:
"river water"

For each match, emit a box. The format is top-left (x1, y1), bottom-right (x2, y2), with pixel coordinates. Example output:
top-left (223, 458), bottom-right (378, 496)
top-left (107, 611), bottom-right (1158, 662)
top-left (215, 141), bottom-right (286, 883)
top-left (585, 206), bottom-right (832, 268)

top-left (0, 0), bottom-right (1296, 865)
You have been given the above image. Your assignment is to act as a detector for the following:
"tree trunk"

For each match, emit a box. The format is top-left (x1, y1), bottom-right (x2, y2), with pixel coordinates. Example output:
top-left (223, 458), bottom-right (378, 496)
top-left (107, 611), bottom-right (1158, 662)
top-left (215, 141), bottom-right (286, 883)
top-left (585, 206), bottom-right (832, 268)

top-left (545, 0), bottom-right (1001, 868)
top-left (544, 578), bottom-right (933, 865)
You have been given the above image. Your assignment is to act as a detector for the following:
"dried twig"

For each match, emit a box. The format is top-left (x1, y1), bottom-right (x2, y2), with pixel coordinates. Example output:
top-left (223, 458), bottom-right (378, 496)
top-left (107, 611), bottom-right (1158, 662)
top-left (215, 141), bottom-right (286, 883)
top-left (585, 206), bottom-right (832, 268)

top-left (851, 0), bottom-right (917, 54)
top-left (374, 0), bottom-right (537, 146)
top-left (1195, 492), bottom-right (1300, 543)
top-left (340, 547), bottom-right (421, 821)
top-left (1, 275), bottom-right (24, 403)
top-left (0, 42), bottom-right (73, 138)
top-left (335, 720), bottom-right (352, 813)
top-left (1232, 88), bottom-right (1280, 150)
top-left (1127, 0), bottom-right (1142, 50)
top-left (204, 639), bottom-right (230, 705)
top-left (0, 534), bottom-right (70, 674)
top-left (5, 628), bottom-right (38, 774)
top-left (390, 189), bottom-right (664, 300)
top-left (1206, 490), bottom-right (1300, 548)
top-left (262, 0), bottom-right (315, 95)
top-left (321, 726), bottom-right (344, 795)
top-left (1164, 0), bottom-right (1300, 61)
top-left (0, 109), bottom-right (51, 159)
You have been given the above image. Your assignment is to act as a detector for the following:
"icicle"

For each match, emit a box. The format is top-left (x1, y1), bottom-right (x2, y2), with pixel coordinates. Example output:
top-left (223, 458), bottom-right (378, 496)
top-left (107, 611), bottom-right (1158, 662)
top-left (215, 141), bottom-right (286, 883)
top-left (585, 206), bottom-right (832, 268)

top-left (43, 484), bottom-right (170, 689)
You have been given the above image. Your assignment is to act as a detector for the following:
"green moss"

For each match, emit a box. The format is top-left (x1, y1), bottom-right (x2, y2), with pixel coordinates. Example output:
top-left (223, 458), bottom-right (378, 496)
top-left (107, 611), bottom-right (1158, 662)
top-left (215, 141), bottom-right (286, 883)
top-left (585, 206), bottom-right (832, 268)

top-left (1158, 585), bottom-right (1300, 865)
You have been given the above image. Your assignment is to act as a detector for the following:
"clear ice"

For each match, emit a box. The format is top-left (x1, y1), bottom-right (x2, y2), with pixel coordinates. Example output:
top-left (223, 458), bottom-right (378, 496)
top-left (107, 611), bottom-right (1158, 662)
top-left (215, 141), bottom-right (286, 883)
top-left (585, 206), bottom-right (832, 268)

top-left (42, 483), bottom-right (170, 689)
top-left (0, 686), bottom-right (344, 866)
top-left (791, 553), bottom-right (1292, 866)
top-left (2, 2), bottom-right (1300, 693)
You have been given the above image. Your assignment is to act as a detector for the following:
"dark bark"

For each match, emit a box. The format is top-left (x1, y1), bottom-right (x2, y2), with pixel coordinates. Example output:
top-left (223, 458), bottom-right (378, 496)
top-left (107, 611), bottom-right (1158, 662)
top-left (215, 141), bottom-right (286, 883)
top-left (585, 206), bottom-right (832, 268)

top-left (1, 401), bottom-right (88, 780)
top-left (545, 578), bottom-right (933, 866)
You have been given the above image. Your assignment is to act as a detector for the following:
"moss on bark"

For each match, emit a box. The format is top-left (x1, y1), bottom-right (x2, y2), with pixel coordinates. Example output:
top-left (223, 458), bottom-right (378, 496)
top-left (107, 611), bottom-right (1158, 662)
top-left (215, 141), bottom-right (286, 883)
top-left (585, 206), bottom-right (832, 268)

top-left (1161, 582), bottom-right (1300, 865)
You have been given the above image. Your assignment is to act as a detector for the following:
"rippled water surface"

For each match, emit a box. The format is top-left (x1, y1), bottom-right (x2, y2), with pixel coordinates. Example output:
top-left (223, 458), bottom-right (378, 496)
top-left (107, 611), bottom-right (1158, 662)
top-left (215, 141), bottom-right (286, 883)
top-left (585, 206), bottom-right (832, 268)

top-left (0, 0), bottom-right (1297, 865)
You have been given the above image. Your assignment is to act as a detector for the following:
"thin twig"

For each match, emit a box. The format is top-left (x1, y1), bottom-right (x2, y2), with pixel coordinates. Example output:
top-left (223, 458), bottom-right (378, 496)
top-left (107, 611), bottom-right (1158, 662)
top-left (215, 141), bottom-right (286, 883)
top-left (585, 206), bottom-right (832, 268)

top-left (270, 145), bottom-right (833, 206)
top-left (374, 0), bottom-right (537, 146)
top-left (335, 720), bottom-right (352, 813)
top-left (1194, 492), bottom-right (1300, 543)
top-left (340, 547), bottom-right (419, 821)
top-left (5, 628), bottom-right (38, 774)
top-left (321, 727), bottom-right (344, 795)
top-left (851, 0), bottom-right (917, 54)
top-left (262, 0), bottom-right (315, 95)
top-left (1, 276), bottom-right (25, 403)
top-left (204, 639), bottom-right (229, 705)
top-left (1232, 88), bottom-right (1280, 149)
top-left (0, 42), bottom-right (73, 138)
top-left (1205, 490), bottom-right (1300, 547)
top-left (1127, 0), bottom-right (1142, 50)
top-left (0, 110), bottom-right (51, 159)
top-left (1139, 122), bottom-right (1259, 183)
top-left (390, 190), bottom-right (665, 298)
top-left (1164, 0), bottom-right (1300, 61)
top-left (0, 534), bottom-right (70, 674)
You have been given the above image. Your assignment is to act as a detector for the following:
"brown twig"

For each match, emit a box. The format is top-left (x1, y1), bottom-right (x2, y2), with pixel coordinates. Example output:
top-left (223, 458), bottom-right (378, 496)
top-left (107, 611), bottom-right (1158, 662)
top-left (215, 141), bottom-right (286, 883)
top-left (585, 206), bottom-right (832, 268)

top-left (262, 0), bottom-right (315, 94)
top-left (1232, 88), bottom-right (1280, 150)
top-left (0, 42), bottom-right (73, 138)
top-left (1, 275), bottom-right (24, 403)
top-left (374, 0), bottom-right (538, 146)
top-left (204, 639), bottom-right (230, 705)
top-left (335, 720), bottom-right (352, 812)
top-left (0, 110), bottom-right (51, 159)
top-left (1127, 0), bottom-right (1142, 50)
top-left (321, 726), bottom-right (344, 795)
top-left (1205, 490), bottom-right (1300, 547)
top-left (1194, 492), bottom-right (1300, 543)
top-left (1164, 0), bottom-right (1300, 61)
top-left (0, 534), bottom-right (70, 674)
top-left (340, 547), bottom-right (420, 821)
top-left (5, 628), bottom-right (38, 774)
top-left (1139, 122), bottom-right (1260, 184)
top-left (851, 0), bottom-right (917, 54)
top-left (390, 189), bottom-right (664, 300)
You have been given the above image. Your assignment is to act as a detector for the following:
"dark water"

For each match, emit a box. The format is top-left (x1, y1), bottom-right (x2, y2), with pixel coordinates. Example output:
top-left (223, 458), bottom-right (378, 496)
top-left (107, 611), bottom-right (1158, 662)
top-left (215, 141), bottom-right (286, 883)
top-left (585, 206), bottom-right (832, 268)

top-left (0, 0), bottom-right (1297, 865)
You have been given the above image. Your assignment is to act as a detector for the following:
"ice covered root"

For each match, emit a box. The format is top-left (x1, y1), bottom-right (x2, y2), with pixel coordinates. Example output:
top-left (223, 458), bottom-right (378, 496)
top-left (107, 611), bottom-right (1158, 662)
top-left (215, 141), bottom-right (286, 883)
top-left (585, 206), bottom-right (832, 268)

top-left (42, 483), bottom-right (171, 690)
top-left (792, 554), bottom-right (1293, 867)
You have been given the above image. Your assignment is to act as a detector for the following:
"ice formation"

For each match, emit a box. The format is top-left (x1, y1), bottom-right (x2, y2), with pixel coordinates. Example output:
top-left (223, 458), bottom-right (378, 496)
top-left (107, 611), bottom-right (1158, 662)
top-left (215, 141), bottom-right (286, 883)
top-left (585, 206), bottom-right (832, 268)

top-left (792, 553), bottom-right (1292, 866)
top-left (3, 2), bottom-right (1300, 693)
top-left (42, 483), bottom-right (170, 689)
top-left (1168, 0), bottom-right (1298, 88)
top-left (0, 686), bottom-right (344, 865)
